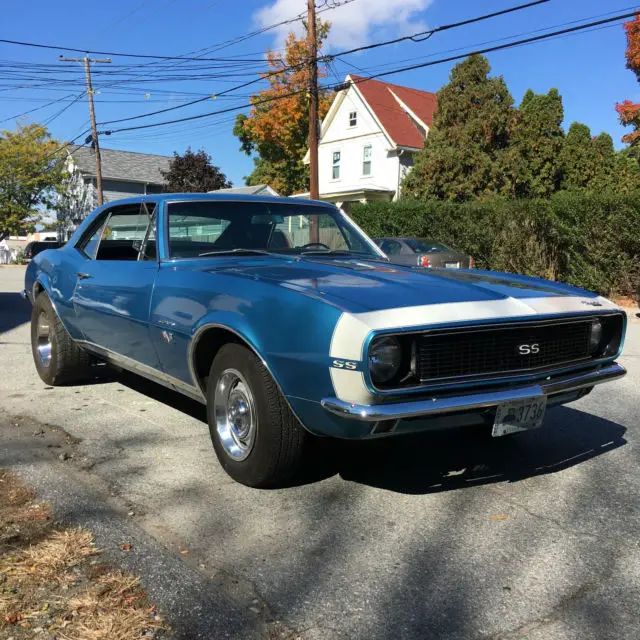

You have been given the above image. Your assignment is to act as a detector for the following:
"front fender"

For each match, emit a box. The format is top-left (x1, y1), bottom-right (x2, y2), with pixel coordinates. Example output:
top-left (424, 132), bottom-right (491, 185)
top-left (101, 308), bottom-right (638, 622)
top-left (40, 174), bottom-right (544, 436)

top-left (27, 251), bottom-right (84, 339)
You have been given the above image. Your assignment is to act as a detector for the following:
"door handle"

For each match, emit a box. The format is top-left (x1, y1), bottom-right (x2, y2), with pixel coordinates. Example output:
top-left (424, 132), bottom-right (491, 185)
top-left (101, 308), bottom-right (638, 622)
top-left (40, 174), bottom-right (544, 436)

top-left (76, 272), bottom-right (93, 280)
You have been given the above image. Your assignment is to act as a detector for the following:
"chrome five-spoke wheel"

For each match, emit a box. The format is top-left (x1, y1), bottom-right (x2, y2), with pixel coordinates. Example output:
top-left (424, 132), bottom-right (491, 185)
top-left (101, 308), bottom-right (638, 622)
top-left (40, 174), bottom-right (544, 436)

top-left (214, 368), bottom-right (257, 461)
top-left (36, 311), bottom-right (52, 367)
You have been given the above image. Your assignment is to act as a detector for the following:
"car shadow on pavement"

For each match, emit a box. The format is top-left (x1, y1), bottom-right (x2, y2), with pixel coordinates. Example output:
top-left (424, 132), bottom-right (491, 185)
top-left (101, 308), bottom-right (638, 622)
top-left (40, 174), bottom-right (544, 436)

top-left (83, 364), bottom-right (628, 495)
top-left (333, 406), bottom-right (627, 494)
top-left (106, 368), bottom-right (207, 422)
top-left (0, 292), bottom-right (32, 336)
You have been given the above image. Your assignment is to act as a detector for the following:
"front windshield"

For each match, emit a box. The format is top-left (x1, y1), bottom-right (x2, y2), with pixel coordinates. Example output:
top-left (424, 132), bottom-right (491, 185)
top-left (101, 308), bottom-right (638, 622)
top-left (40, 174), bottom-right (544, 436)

top-left (167, 200), bottom-right (381, 259)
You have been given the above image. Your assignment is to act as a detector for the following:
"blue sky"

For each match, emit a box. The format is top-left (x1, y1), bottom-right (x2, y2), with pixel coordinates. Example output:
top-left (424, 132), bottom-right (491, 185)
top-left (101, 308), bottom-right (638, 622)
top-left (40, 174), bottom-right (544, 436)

top-left (1, 0), bottom-right (638, 186)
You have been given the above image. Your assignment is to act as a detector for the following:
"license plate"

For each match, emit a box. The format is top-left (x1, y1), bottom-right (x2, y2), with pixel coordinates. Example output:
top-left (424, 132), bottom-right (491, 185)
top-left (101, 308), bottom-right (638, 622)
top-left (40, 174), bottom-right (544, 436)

top-left (444, 262), bottom-right (460, 268)
top-left (492, 396), bottom-right (547, 437)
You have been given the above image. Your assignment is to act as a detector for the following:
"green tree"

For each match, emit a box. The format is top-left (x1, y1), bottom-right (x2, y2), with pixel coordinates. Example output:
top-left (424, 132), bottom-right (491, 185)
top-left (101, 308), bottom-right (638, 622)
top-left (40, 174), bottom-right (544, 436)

top-left (511, 88), bottom-right (564, 198)
top-left (558, 122), bottom-right (598, 190)
top-left (161, 148), bottom-right (231, 193)
top-left (0, 123), bottom-right (65, 241)
top-left (402, 54), bottom-right (516, 201)
top-left (590, 132), bottom-right (617, 190)
top-left (613, 145), bottom-right (640, 192)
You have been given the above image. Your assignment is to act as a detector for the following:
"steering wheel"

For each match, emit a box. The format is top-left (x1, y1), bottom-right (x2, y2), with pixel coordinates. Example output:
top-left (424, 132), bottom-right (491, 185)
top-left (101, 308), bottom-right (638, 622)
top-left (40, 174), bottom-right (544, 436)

top-left (299, 242), bottom-right (331, 250)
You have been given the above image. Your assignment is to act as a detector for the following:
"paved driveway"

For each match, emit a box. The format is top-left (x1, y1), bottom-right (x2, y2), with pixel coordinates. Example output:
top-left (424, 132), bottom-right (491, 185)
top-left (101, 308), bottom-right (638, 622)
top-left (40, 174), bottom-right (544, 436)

top-left (1, 265), bottom-right (639, 640)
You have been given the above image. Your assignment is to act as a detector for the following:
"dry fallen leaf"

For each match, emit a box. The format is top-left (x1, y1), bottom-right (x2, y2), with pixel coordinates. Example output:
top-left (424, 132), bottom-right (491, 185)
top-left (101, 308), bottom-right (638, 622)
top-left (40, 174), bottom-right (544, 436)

top-left (180, 549), bottom-right (189, 555)
top-left (120, 543), bottom-right (132, 552)
top-left (489, 514), bottom-right (510, 520)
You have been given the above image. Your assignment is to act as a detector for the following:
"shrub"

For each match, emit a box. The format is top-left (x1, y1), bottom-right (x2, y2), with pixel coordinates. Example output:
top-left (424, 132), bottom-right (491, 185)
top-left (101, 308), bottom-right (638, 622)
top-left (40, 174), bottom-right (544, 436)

top-left (351, 191), bottom-right (640, 298)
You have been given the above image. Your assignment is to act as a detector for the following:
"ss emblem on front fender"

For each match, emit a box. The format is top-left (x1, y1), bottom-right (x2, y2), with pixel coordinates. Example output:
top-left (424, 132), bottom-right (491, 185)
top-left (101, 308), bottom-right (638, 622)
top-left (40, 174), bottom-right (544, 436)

top-left (332, 359), bottom-right (358, 370)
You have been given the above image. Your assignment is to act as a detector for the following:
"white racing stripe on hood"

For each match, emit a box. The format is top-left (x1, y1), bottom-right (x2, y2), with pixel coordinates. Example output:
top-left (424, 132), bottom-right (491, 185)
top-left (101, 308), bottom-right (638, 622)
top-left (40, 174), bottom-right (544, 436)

top-left (328, 295), bottom-right (619, 405)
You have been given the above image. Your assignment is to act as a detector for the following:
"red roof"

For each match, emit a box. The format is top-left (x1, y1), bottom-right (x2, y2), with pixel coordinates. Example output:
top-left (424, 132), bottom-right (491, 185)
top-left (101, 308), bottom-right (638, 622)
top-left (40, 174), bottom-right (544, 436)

top-left (347, 74), bottom-right (437, 149)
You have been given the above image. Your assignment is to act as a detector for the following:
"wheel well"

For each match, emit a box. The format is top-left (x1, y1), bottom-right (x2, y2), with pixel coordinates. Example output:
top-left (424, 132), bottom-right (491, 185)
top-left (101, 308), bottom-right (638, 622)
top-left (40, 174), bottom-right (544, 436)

top-left (192, 327), bottom-right (249, 393)
top-left (33, 281), bottom-right (44, 298)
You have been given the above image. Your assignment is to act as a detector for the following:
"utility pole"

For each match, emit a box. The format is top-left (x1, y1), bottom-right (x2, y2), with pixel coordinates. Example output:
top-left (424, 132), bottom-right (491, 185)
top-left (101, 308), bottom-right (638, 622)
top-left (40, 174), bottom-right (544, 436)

top-left (307, 0), bottom-right (319, 200)
top-left (307, 0), bottom-right (320, 242)
top-left (60, 56), bottom-right (111, 206)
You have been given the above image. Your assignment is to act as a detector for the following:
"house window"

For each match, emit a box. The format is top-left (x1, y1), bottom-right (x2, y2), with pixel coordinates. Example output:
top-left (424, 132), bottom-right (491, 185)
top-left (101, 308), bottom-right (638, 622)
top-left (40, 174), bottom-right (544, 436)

top-left (332, 151), bottom-right (341, 179)
top-left (362, 145), bottom-right (372, 176)
top-left (349, 111), bottom-right (357, 127)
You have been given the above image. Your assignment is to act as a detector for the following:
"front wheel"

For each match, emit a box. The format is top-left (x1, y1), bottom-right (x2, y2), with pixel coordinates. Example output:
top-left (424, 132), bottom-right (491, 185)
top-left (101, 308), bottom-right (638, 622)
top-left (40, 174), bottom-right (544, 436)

top-left (206, 343), bottom-right (309, 488)
top-left (30, 292), bottom-right (91, 385)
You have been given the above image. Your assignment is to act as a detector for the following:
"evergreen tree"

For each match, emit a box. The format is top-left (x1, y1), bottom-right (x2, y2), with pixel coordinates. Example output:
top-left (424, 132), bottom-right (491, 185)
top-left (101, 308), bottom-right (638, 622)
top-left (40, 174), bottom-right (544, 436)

top-left (511, 88), bottom-right (564, 198)
top-left (614, 145), bottom-right (640, 191)
top-left (402, 54), bottom-right (516, 201)
top-left (559, 122), bottom-right (598, 189)
top-left (591, 132), bottom-right (617, 190)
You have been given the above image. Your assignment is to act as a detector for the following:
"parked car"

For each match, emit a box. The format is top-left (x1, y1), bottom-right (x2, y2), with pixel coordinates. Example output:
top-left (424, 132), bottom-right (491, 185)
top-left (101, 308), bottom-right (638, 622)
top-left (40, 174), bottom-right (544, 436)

top-left (374, 237), bottom-right (474, 268)
top-left (23, 240), bottom-right (61, 261)
top-left (23, 194), bottom-right (626, 487)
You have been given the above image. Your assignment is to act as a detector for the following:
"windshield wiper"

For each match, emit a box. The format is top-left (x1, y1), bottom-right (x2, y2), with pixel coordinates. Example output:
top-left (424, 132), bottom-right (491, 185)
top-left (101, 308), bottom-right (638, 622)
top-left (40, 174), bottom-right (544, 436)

top-left (299, 249), bottom-right (365, 257)
top-left (198, 248), bottom-right (275, 257)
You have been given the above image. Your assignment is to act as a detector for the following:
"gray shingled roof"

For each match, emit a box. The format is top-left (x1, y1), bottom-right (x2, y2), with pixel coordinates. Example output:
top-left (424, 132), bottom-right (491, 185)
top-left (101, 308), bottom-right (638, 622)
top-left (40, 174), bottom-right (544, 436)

top-left (210, 184), bottom-right (279, 196)
top-left (68, 146), bottom-right (171, 184)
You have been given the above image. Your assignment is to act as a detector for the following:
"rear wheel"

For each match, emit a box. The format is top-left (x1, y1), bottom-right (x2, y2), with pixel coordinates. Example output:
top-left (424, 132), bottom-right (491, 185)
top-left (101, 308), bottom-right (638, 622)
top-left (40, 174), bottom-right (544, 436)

top-left (30, 292), bottom-right (91, 385)
top-left (206, 343), bottom-right (309, 488)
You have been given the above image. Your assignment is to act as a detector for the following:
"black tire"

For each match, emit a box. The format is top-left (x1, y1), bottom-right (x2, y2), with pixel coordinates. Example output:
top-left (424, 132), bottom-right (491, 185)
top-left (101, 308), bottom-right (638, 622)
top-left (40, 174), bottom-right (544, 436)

top-left (30, 292), bottom-right (91, 386)
top-left (206, 343), bottom-right (309, 488)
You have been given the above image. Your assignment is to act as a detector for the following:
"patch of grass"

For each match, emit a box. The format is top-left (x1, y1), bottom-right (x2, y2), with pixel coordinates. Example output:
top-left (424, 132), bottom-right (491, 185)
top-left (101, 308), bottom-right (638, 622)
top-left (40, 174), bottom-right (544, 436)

top-left (0, 470), bottom-right (168, 639)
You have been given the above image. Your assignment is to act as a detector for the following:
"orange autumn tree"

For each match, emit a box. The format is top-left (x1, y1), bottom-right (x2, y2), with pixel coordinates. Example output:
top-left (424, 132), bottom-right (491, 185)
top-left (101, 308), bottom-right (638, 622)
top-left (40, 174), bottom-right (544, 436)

top-left (233, 21), bottom-right (332, 195)
top-left (616, 12), bottom-right (640, 145)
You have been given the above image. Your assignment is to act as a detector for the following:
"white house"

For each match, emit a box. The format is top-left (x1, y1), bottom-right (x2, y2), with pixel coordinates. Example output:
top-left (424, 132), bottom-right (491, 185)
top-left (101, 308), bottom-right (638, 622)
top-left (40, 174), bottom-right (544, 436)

top-left (299, 74), bottom-right (437, 212)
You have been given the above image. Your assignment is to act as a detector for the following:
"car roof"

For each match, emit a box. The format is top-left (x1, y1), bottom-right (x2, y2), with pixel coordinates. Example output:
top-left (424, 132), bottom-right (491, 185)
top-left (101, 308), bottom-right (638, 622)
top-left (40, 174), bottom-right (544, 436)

top-left (98, 193), bottom-right (337, 209)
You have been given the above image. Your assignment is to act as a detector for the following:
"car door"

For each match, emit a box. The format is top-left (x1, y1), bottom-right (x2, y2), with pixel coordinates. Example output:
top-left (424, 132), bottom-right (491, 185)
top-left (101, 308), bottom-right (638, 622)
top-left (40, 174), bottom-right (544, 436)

top-left (72, 201), bottom-right (162, 369)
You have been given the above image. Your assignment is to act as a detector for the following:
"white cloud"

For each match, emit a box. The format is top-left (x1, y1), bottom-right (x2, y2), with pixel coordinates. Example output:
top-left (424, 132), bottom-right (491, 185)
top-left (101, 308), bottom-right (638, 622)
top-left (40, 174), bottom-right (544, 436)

top-left (254, 0), bottom-right (434, 51)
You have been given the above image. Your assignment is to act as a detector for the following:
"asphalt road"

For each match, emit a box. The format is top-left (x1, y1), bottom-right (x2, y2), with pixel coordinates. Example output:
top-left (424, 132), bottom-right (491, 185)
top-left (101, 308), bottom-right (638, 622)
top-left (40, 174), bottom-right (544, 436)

top-left (1, 265), bottom-right (639, 640)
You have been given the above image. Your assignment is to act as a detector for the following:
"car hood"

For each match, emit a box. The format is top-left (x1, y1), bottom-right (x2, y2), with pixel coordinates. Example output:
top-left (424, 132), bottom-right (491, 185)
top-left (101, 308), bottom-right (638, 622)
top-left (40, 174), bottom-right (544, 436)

top-left (200, 256), bottom-right (611, 315)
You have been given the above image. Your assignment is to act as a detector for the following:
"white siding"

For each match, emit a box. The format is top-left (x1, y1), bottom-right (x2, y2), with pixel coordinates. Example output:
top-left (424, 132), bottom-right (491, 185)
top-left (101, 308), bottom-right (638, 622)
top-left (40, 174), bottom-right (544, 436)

top-left (319, 87), bottom-right (400, 198)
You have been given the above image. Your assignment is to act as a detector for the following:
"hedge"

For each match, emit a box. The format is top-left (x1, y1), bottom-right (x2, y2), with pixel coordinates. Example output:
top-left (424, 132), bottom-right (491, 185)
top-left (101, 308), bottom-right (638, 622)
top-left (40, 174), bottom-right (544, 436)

top-left (350, 191), bottom-right (640, 298)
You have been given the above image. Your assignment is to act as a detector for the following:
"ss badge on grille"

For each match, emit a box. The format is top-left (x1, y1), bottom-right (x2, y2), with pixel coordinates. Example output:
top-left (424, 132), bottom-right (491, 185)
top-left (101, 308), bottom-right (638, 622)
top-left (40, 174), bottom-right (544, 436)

top-left (518, 343), bottom-right (540, 355)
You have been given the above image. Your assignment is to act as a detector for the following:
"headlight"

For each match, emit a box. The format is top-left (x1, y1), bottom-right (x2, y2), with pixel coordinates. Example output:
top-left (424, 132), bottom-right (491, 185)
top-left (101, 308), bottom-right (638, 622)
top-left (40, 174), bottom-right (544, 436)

top-left (590, 319), bottom-right (603, 354)
top-left (369, 335), bottom-right (402, 384)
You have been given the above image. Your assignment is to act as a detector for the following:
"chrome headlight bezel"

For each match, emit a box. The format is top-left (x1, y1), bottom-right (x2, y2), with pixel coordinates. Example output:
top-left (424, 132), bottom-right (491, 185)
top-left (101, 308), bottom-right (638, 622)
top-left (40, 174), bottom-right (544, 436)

top-left (368, 335), bottom-right (403, 385)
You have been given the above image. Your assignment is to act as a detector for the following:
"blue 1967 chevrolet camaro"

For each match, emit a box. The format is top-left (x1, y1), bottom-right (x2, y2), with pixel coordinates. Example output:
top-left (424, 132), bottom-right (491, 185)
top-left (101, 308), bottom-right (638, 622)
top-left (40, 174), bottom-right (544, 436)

top-left (23, 194), bottom-right (626, 487)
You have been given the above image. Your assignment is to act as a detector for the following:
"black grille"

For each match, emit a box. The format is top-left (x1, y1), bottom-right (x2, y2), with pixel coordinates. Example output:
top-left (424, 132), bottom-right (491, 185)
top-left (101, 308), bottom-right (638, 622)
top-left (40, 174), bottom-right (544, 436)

top-left (417, 320), bottom-right (593, 382)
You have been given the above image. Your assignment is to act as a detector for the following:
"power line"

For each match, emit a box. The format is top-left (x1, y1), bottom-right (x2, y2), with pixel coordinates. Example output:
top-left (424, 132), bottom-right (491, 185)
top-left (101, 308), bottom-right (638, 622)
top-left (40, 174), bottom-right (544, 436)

top-left (97, 0), bottom-right (549, 127)
top-left (41, 91), bottom-right (86, 127)
top-left (0, 0), bottom-right (356, 62)
top-left (0, 92), bottom-right (77, 124)
top-left (334, 4), bottom-right (640, 78)
top-left (0, 37), bottom-right (268, 62)
top-left (99, 9), bottom-right (638, 136)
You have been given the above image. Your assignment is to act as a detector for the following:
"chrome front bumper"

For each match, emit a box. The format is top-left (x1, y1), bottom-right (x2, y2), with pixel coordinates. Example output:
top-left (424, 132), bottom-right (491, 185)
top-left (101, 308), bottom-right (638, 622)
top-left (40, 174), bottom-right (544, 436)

top-left (321, 363), bottom-right (626, 421)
